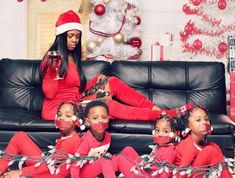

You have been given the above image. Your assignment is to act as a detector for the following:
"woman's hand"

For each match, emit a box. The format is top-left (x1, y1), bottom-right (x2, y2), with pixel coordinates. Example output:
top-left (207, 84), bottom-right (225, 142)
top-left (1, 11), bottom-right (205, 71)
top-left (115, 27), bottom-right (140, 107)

top-left (4, 170), bottom-right (22, 178)
top-left (45, 51), bottom-right (62, 69)
top-left (96, 73), bottom-right (107, 83)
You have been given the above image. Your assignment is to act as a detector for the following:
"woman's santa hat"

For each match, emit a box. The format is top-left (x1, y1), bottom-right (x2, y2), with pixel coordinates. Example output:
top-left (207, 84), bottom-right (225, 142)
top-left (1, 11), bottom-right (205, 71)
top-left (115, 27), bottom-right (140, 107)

top-left (55, 10), bottom-right (82, 36)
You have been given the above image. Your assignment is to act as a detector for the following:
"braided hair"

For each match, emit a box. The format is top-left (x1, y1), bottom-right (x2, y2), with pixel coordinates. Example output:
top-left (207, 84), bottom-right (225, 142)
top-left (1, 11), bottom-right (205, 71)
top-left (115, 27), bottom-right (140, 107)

top-left (57, 101), bottom-right (84, 121)
top-left (154, 114), bottom-right (182, 144)
top-left (178, 104), bottom-right (210, 139)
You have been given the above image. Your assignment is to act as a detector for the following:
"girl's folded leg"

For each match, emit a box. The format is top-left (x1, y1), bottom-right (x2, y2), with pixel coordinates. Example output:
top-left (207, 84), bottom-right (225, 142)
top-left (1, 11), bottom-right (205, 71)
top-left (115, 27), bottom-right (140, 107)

top-left (0, 132), bottom-right (42, 173)
top-left (109, 77), bottom-right (154, 108)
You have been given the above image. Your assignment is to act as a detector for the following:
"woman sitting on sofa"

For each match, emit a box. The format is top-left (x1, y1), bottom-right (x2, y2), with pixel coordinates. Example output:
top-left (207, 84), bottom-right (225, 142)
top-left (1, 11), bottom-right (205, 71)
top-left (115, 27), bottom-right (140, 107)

top-left (41, 10), bottom-right (192, 121)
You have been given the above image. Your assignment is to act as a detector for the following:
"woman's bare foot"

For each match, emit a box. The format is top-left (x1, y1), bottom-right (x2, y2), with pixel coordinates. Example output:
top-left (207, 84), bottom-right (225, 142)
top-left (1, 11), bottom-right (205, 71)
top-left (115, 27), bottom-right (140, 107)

top-left (152, 105), bottom-right (161, 111)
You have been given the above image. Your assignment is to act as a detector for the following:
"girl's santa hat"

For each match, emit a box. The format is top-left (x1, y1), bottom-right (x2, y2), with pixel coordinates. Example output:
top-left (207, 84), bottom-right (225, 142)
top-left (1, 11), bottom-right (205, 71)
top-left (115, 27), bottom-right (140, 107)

top-left (55, 10), bottom-right (82, 36)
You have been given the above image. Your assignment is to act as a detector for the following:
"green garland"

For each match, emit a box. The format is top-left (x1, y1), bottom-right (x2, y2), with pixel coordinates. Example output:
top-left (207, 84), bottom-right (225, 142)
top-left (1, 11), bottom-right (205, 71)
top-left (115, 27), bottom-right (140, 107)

top-left (0, 145), bottom-right (234, 177)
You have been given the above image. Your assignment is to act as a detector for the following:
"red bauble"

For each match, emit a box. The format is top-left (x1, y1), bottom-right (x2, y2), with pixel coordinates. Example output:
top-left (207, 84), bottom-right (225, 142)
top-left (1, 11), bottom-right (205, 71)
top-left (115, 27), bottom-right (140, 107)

top-left (182, 4), bottom-right (190, 14)
top-left (218, 0), bottom-right (227, 10)
top-left (218, 42), bottom-right (227, 53)
top-left (180, 31), bottom-right (189, 41)
top-left (129, 37), bottom-right (142, 48)
top-left (17, 0), bottom-right (24, 2)
top-left (192, 0), bottom-right (201, 6)
top-left (193, 39), bottom-right (202, 50)
top-left (94, 4), bottom-right (106, 16)
top-left (184, 23), bottom-right (194, 34)
top-left (136, 16), bottom-right (141, 25)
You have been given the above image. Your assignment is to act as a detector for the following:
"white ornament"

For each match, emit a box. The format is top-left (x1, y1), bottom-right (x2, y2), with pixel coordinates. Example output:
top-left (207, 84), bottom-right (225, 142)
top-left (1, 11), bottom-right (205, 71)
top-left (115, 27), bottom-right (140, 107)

top-left (103, 0), bottom-right (110, 4)
top-left (152, 130), bottom-right (155, 135)
top-left (169, 132), bottom-right (174, 138)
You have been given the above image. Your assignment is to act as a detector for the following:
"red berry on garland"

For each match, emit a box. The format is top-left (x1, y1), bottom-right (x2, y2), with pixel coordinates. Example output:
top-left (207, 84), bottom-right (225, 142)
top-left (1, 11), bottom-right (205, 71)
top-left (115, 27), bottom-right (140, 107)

top-left (94, 4), bottom-right (106, 16)
top-left (218, 0), bottom-right (227, 10)
top-left (218, 42), bottom-right (227, 53)
top-left (128, 37), bottom-right (142, 48)
top-left (184, 23), bottom-right (194, 34)
top-left (182, 4), bottom-right (190, 14)
top-left (192, 0), bottom-right (201, 6)
top-left (180, 31), bottom-right (189, 41)
top-left (193, 39), bottom-right (202, 50)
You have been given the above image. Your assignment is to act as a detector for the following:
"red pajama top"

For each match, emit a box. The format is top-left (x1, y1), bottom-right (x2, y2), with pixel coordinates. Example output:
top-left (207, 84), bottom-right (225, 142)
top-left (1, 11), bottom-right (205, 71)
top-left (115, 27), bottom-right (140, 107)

top-left (41, 61), bottom-right (97, 120)
top-left (21, 133), bottom-right (81, 178)
top-left (70, 130), bottom-right (111, 177)
top-left (174, 135), bottom-right (200, 167)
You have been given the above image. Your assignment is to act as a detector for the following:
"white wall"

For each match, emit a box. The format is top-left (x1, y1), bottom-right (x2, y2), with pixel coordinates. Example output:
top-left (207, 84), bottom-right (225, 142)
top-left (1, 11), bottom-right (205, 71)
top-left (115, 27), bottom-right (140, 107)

top-left (0, 0), bottom-right (188, 60)
top-left (140, 0), bottom-right (187, 61)
top-left (0, 1), bottom-right (27, 59)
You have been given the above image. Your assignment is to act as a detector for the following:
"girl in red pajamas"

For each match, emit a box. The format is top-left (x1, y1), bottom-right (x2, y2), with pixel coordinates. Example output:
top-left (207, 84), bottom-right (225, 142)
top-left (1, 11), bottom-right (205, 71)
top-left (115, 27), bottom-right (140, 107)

top-left (174, 105), bottom-right (233, 178)
top-left (41, 9), bottom-right (193, 121)
top-left (112, 114), bottom-right (181, 178)
top-left (70, 100), bottom-right (116, 178)
top-left (0, 102), bottom-right (82, 178)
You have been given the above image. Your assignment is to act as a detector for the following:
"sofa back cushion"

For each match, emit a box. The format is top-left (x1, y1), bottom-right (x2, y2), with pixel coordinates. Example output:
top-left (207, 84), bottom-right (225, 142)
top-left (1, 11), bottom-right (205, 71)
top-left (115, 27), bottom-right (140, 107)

top-left (111, 61), bottom-right (226, 114)
top-left (0, 59), bottom-right (111, 112)
top-left (0, 59), bottom-right (43, 112)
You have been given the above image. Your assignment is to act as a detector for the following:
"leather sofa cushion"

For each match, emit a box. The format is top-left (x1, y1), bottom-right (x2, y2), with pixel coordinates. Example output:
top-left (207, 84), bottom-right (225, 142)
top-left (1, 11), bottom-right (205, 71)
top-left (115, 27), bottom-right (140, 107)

top-left (0, 108), bottom-right (233, 135)
top-left (111, 61), bottom-right (226, 114)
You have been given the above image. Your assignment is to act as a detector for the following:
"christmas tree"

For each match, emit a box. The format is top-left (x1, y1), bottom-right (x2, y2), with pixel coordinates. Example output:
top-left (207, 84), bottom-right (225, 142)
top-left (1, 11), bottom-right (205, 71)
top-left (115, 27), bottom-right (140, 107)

top-left (86, 0), bottom-right (142, 61)
top-left (180, 0), bottom-right (235, 59)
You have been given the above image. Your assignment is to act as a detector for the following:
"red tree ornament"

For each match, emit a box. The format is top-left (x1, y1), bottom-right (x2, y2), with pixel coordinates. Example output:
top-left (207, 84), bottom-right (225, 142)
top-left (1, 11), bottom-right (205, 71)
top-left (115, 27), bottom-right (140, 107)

top-left (136, 16), bottom-right (141, 25)
top-left (218, 42), bottom-right (227, 53)
top-left (192, 0), bottom-right (201, 6)
top-left (94, 4), bottom-right (106, 16)
top-left (128, 37), bottom-right (142, 48)
top-left (193, 39), bottom-right (202, 50)
top-left (218, 0), bottom-right (227, 10)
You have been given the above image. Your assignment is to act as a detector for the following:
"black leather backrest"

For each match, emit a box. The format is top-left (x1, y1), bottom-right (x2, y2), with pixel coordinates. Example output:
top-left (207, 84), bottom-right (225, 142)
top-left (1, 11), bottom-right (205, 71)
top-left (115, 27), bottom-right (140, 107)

top-left (0, 58), bottom-right (43, 112)
top-left (81, 60), bottom-right (111, 81)
top-left (111, 61), bottom-right (226, 114)
top-left (0, 59), bottom-right (111, 112)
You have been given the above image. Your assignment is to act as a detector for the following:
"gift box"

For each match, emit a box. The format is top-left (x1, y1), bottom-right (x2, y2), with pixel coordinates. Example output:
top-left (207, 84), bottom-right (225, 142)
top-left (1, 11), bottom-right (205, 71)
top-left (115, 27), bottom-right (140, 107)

top-left (151, 42), bottom-right (164, 61)
top-left (160, 32), bottom-right (173, 46)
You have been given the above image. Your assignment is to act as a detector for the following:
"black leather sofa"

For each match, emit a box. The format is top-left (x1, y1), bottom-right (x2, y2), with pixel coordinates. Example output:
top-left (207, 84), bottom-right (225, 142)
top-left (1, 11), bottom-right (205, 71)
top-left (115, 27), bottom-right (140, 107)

top-left (0, 58), bottom-right (234, 158)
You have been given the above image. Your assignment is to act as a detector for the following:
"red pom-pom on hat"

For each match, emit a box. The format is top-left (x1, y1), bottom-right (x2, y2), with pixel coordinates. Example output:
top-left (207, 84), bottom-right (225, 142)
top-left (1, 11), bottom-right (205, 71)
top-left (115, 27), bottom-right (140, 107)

top-left (55, 10), bottom-right (82, 36)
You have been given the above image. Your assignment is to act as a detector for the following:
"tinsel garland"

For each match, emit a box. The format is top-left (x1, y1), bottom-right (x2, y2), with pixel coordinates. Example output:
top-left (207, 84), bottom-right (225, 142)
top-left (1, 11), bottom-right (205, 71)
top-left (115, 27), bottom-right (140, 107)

top-left (0, 145), bottom-right (234, 176)
top-left (87, 48), bottom-right (142, 60)
top-left (182, 41), bottom-right (227, 58)
top-left (89, 3), bottom-right (131, 37)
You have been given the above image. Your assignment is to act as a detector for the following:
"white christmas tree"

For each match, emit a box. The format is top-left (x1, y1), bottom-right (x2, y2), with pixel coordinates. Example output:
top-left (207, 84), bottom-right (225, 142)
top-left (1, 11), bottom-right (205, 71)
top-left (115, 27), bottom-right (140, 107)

top-left (180, 0), bottom-right (235, 59)
top-left (86, 0), bottom-right (142, 61)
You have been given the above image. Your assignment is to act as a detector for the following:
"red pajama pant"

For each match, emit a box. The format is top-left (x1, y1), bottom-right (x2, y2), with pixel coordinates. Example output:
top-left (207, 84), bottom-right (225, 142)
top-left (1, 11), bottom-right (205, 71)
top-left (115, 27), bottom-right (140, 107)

top-left (0, 132), bottom-right (43, 174)
top-left (190, 143), bottom-right (233, 178)
top-left (0, 131), bottom-right (79, 178)
top-left (112, 146), bottom-right (175, 178)
top-left (176, 136), bottom-right (233, 178)
top-left (107, 77), bottom-right (178, 120)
